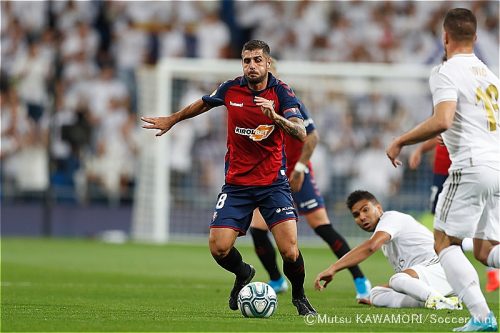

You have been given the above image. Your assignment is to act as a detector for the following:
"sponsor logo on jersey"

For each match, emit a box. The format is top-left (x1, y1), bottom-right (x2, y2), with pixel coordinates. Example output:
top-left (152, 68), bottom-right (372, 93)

top-left (235, 125), bottom-right (275, 141)
top-left (229, 101), bottom-right (243, 107)
top-left (276, 206), bottom-right (295, 213)
top-left (299, 199), bottom-right (318, 209)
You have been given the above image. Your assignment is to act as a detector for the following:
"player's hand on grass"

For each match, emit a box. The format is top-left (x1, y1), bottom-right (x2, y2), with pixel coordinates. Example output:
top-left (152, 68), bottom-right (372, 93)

top-left (141, 116), bottom-right (175, 136)
top-left (254, 96), bottom-right (277, 120)
top-left (314, 267), bottom-right (336, 291)
top-left (289, 170), bottom-right (305, 192)
top-left (386, 138), bottom-right (403, 168)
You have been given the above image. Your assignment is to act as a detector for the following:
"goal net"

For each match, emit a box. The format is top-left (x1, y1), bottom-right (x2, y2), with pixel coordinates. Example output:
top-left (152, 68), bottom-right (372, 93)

top-left (132, 58), bottom-right (435, 243)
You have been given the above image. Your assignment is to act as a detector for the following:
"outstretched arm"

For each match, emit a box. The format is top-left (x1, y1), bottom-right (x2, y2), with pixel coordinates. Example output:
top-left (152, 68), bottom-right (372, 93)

top-left (254, 96), bottom-right (306, 142)
top-left (314, 231), bottom-right (390, 291)
top-left (141, 99), bottom-right (212, 136)
top-left (386, 101), bottom-right (456, 167)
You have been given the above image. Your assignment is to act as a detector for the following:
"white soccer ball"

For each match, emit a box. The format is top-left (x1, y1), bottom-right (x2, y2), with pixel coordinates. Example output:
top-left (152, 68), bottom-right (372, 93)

top-left (237, 282), bottom-right (277, 318)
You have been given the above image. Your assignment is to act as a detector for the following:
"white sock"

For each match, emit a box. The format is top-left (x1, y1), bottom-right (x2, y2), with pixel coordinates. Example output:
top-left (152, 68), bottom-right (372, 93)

top-left (389, 272), bottom-right (439, 302)
top-left (462, 238), bottom-right (473, 251)
top-left (370, 286), bottom-right (423, 308)
top-left (487, 245), bottom-right (499, 268)
top-left (439, 245), bottom-right (490, 320)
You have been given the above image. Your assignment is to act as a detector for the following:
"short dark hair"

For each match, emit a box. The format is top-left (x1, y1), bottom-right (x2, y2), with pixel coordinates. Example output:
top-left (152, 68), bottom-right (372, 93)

top-left (241, 40), bottom-right (271, 57)
top-left (346, 190), bottom-right (379, 211)
top-left (443, 8), bottom-right (477, 42)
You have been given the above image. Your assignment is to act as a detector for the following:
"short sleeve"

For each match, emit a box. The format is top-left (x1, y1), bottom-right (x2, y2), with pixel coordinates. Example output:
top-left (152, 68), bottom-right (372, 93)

top-left (202, 80), bottom-right (233, 107)
top-left (429, 67), bottom-right (457, 106)
top-left (276, 82), bottom-right (302, 120)
top-left (374, 212), bottom-right (403, 240)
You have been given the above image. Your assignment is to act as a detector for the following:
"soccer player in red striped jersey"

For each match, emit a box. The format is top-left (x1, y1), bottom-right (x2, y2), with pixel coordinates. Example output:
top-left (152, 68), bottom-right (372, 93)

top-left (249, 58), bottom-right (371, 303)
top-left (142, 40), bottom-right (317, 316)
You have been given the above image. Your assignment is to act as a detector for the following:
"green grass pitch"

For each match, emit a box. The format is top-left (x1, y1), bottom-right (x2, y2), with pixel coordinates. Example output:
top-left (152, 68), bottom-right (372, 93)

top-left (1, 238), bottom-right (498, 332)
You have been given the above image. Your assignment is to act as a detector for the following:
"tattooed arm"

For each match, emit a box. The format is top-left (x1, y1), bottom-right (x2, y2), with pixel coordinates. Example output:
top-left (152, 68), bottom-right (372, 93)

top-left (254, 96), bottom-right (306, 142)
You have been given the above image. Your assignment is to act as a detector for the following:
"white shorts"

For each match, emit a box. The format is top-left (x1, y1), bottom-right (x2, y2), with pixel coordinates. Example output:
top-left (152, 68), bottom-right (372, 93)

top-left (411, 259), bottom-right (454, 297)
top-left (434, 165), bottom-right (500, 241)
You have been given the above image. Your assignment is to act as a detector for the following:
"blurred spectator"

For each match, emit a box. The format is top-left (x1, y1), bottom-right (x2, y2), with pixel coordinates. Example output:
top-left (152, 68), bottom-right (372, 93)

top-left (348, 136), bottom-right (403, 206)
top-left (11, 38), bottom-right (51, 123)
top-left (113, 18), bottom-right (147, 113)
top-left (61, 20), bottom-right (99, 63)
top-left (159, 22), bottom-right (186, 58)
top-left (195, 9), bottom-right (230, 58)
top-left (1, 0), bottom-right (498, 208)
top-left (0, 84), bottom-right (48, 194)
top-left (85, 64), bottom-right (129, 135)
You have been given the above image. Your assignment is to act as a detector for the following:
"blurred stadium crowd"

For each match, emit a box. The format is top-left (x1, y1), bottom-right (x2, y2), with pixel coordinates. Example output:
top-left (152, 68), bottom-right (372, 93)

top-left (1, 1), bottom-right (498, 208)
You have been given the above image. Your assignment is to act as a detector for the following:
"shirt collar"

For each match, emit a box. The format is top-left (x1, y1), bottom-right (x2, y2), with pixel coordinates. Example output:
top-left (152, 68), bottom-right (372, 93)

top-left (240, 72), bottom-right (279, 89)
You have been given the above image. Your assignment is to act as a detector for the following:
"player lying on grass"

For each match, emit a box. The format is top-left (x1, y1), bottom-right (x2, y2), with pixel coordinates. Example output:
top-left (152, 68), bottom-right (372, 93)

top-left (314, 190), bottom-right (462, 310)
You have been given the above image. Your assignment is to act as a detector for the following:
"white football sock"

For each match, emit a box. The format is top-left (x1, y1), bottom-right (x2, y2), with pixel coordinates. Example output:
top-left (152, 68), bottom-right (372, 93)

top-left (389, 272), bottom-right (439, 302)
top-left (461, 238), bottom-right (474, 252)
top-left (439, 245), bottom-right (490, 320)
top-left (486, 245), bottom-right (499, 268)
top-left (370, 286), bottom-right (423, 308)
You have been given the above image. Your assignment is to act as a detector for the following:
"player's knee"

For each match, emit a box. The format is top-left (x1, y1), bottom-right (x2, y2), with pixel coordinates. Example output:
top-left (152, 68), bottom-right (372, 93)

top-left (208, 236), bottom-right (231, 259)
top-left (369, 286), bottom-right (390, 307)
top-left (389, 272), bottom-right (414, 289)
top-left (279, 245), bottom-right (299, 262)
top-left (388, 273), bottom-right (405, 288)
top-left (473, 247), bottom-right (490, 266)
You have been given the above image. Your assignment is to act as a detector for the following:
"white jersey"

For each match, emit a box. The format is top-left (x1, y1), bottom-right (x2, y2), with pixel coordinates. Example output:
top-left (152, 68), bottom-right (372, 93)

top-left (373, 211), bottom-right (438, 273)
top-left (429, 54), bottom-right (500, 171)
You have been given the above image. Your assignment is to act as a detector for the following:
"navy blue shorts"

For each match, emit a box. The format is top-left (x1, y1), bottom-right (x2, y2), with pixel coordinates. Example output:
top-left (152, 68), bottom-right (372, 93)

top-left (292, 169), bottom-right (325, 215)
top-left (210, 180), bottom-right (297, 236)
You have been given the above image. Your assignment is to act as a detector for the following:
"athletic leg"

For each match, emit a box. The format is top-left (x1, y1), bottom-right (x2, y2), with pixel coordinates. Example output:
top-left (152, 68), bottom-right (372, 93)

top-left (308, 208), bottom-right (365, 279)
top-left (435, 230), bottom-right (490, 320)
top-left (271, 220), bottom-right (316, 315)
top-left (473, 239), bottom-right (499, 268)
top-left (249, 209), bottom-right (288, 292)
top-left (389, 270), bottom-right (439, 302)
top-left (433, 167), bottom-right (495, 329)
top-left (370, 286), bottom-right (423, 308)
top-left (298, 170), bottom-right (370, 302)
top-left (307, 208), bottom-right (370, 302)
top-left (209, 228), bottom-right (255, 311)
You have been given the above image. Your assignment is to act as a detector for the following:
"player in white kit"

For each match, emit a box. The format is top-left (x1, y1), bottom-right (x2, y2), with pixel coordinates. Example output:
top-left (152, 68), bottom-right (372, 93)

top-left (386, 8), bottom-right (499, 332)
top-left (314, 190), bottom-right (462, 310)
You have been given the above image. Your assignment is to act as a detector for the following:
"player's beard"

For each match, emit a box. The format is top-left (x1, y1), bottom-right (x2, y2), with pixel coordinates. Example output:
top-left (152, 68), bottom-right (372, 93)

top-left (245, 72), bottom-right (267, 85)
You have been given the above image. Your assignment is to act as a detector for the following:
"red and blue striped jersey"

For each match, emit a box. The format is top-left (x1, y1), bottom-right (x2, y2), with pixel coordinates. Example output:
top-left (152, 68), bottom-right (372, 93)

top-left (202, 73), bottom-right (302, 186)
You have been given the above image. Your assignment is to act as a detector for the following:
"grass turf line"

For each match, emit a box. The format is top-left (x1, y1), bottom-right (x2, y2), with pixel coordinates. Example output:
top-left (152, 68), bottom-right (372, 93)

top-left (1, 238), bottom-right (498, 332)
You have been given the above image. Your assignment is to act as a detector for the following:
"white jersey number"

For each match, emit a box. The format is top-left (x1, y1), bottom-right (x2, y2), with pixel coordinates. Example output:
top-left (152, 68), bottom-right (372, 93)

top-left (215, 193), bottom-right (228, 209)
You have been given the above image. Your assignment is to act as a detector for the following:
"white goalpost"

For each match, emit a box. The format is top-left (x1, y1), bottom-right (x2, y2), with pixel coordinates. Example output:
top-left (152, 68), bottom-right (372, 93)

top-left (132, 58), bottom-right (434, 243)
